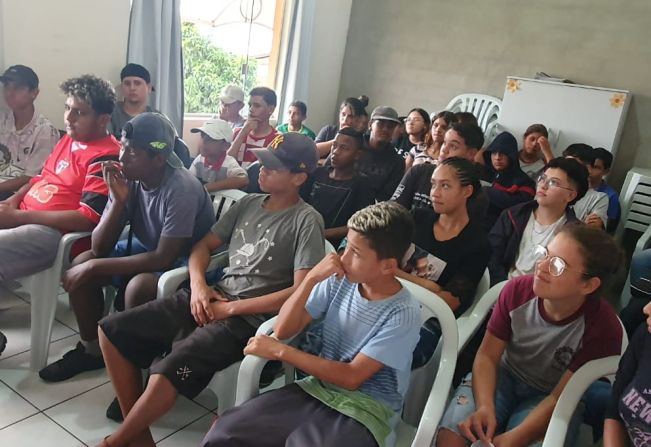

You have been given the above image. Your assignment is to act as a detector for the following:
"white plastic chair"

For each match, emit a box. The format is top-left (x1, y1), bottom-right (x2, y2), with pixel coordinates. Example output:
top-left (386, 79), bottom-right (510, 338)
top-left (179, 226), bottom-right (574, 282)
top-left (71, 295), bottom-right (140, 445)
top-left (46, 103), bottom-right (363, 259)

top-left (457, 276), bottom-right (505, 353)
top-left (234, 278), bottom-right (459, 447)
top-left (154, 239), bottom-right (334, 414)
top-left (542, 319), bottom-right (629, 447)
top-left (445, 94), bottom-right (502, 142)
top-left (402, 269), bottom-right (493, 425)
top-left (213, 189), bottom-right (247, 221)
top-left (21, 231), bottom-right (91, 370)
top-left (614, 168), bottom-right (651, 243)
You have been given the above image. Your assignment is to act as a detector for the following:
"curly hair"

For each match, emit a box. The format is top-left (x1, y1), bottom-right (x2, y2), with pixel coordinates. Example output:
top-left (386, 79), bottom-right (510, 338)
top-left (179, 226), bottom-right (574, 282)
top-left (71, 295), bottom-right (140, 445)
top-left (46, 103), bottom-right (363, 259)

top-left (60, 75), bottom-right (116, 115)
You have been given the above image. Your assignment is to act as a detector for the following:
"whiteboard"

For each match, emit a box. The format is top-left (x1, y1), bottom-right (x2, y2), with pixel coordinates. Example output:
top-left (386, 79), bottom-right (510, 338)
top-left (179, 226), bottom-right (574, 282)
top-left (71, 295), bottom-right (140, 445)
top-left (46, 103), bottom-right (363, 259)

top-left (497, 77), bottom-right (631, 158)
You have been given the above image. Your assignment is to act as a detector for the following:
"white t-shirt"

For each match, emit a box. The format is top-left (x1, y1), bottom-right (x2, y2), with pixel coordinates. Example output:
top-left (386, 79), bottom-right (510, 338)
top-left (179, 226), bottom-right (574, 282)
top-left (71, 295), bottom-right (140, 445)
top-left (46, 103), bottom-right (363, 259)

top-left (509, 212), bottom-right (567, 278)
top-left (0, 109), bottom-right (59, 181)
top-left (189, 154), bottom-right (247, 184)
top-left (572, 189), bottom-right (609, 226)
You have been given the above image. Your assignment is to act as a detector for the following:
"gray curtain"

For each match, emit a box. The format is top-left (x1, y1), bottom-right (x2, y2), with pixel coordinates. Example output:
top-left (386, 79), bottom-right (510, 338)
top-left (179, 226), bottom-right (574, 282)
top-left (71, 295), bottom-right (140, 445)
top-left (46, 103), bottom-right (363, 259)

top-left (275, 0), bottom-right (316, 119)
top-left (127, 0), bottom-right (184, 133)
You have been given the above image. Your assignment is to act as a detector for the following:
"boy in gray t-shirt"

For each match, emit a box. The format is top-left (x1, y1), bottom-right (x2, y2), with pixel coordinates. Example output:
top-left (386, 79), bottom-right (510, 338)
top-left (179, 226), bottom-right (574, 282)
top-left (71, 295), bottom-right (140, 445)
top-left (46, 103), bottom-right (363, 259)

top-left (40, 112), bottom-right (215, 383)
top-left (97, 133), bottom-right (325, 447)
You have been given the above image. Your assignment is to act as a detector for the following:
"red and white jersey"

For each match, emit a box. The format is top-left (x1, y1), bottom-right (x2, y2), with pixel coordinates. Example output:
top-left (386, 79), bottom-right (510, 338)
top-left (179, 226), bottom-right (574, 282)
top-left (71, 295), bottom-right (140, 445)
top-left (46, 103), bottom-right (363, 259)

top-left (232, 127), bottom-right (278, 168)
top-left (20, 134), bottom-right (120, 225)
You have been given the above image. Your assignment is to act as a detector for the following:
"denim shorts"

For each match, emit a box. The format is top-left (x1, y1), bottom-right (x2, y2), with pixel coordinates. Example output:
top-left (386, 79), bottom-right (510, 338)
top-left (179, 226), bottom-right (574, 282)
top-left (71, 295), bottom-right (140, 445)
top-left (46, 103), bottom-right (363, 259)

top-left (438, 367), bottom-right (582, 446)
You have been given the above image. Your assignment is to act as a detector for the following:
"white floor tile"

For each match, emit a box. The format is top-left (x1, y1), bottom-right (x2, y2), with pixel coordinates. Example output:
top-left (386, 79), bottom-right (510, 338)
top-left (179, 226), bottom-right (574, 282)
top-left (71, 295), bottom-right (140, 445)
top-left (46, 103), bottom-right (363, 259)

top-left (156, 413), bottom-right (215, 446)
top-left (46, 382), bottom-right (212, 445)
top-left (0, 302), bottom-right (76, 359)
top-left (0, 335), bottom-right (109, 410)
top-left (0, 380), bottom-right (39, 429)
top-left (0, 413), bottom-right (84, 447)
top-left (192, 387), bottom-right (219, 411)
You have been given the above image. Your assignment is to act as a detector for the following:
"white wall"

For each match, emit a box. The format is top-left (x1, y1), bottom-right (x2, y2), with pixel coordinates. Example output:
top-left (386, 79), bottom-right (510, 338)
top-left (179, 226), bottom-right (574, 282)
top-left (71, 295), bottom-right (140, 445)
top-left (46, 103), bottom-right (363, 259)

top-left (302, 0), bottom-right (353, 132)
top-left (0, 0), bottom-right (130, 129)
top-left (339, 0), bottom-right (651, 189)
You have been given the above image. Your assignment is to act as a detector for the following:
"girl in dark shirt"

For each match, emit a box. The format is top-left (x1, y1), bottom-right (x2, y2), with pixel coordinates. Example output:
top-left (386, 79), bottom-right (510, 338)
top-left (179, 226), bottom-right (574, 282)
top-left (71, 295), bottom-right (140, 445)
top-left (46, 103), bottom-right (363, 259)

top-left (604, 301), bottom-right (651, 446)
top-left (397, 157), bottom-right (491, 368)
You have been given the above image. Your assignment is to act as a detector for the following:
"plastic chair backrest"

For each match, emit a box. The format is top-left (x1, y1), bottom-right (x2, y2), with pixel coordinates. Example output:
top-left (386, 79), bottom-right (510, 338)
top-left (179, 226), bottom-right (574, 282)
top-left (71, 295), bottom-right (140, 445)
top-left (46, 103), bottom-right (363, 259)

top-left (396, 279), bottom-right (458, 445)
top-left (457, 279), bottom-right (506, 353)
top-left (445, 94), bottom-right (502, 141)
top-left (614, 168), bottom-right (651, 242)
top-left (213, 189), bottom-right (247, 220)
top-left (541, 315), bottom-right (628, 447)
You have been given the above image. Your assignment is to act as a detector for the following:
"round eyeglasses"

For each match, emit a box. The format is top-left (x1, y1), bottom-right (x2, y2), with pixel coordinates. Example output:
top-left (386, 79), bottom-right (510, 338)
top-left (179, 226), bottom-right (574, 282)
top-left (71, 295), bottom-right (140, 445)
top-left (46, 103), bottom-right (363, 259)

top-left (536, 174), bottom-right (575, 192)
top-left (533, 245), bottom-right (589, 277)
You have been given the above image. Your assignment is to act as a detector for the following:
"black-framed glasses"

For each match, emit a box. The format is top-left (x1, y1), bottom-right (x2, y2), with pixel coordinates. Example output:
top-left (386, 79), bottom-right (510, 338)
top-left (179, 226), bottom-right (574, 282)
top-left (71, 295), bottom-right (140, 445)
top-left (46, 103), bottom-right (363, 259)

top-left (536, 174), bottom-right (575, 192)
top-left (533, 245), bottom-right (589, 277)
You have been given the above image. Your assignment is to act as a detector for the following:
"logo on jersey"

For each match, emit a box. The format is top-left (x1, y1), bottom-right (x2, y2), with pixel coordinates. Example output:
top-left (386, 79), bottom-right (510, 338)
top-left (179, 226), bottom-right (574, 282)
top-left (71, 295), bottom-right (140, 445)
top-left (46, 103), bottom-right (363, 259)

top-left (27, 179), bottom-right (59, 204)
top-left (55, 160), bottom-right (70, 174)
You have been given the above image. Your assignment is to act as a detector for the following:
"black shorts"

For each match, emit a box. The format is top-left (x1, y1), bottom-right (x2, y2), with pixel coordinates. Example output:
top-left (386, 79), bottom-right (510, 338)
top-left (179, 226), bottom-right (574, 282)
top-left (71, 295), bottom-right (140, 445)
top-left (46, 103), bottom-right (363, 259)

top-left (99, 288), bottom-right (257, 398)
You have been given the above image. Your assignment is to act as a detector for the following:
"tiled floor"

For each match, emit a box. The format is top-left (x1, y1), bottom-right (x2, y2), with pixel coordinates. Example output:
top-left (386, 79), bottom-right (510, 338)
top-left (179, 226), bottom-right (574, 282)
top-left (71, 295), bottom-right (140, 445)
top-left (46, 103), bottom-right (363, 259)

top-left (0, 284), bottom-right (218, 446)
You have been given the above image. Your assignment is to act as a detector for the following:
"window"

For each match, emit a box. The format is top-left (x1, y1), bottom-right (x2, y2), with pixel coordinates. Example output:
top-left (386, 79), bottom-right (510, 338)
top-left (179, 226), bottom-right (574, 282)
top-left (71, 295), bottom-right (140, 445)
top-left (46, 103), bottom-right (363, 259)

top-left (181, 0), bottom-right (284, 115)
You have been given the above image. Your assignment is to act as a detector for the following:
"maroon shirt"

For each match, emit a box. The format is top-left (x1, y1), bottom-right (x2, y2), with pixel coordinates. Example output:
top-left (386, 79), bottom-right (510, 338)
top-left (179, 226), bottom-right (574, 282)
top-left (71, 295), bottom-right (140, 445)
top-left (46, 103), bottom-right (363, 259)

top-left (488, 275), bottom-right (622, 392)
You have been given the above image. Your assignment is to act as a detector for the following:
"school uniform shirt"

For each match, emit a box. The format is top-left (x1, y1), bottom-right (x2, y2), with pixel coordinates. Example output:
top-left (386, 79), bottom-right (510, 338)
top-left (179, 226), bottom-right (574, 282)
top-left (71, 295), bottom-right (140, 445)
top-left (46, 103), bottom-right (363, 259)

top-left (302, 167), bottom-right (375, 230)
top-left (488, 275), bottom-right (623, 393)
top-left (189, 153), bottom-right (247, 185)
top-left (606, 325), bottom-right (651, 445)
top-left (406, 207), bottom-right (491, 316)
top-left (20, 134), bottom-right (120, 225)
top-left (231, 127), bottom-right (279, 168)
top-left (0, 109), bottom-right (59, 182)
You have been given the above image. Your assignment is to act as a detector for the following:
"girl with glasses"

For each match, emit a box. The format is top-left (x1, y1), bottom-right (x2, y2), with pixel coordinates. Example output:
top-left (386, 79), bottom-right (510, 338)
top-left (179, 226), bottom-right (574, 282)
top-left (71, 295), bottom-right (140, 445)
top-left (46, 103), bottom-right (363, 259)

top-left (435, 225), bottom-right (624, 447)
top-left (488, 157), bottom-right (588, 286)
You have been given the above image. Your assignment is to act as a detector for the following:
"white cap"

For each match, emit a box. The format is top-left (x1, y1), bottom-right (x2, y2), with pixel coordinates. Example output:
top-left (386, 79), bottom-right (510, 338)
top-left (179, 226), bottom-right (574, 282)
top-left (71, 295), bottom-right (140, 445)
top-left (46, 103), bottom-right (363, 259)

top-left (190, 119), bottom-right (234, 143)
top-left (219, 85), bottom-right (245, 105)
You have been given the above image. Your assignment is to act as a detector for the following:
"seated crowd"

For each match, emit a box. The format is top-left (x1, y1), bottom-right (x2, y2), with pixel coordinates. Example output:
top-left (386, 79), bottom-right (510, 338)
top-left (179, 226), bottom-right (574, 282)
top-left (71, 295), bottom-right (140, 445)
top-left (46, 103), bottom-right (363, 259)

top-left (0, 62), bottom-right (645, 447)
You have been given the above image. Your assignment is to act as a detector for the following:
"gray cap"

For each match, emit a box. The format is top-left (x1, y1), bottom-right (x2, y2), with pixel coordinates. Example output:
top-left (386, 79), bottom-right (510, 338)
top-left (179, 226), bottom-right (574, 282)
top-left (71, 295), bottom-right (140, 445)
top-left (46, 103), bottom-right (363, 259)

top-left (370, 105), bottom-right (401, 124)
top-left (122, 112), bottom-right (183, 169)
top-left (251, 133), bottom-right (318, 173)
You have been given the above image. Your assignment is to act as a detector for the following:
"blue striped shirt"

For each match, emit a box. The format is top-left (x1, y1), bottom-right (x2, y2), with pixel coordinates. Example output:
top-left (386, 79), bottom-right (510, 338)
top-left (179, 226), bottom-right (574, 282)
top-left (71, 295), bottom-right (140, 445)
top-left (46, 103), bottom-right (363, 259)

top-left (305, 275), bottom-right (421, 411)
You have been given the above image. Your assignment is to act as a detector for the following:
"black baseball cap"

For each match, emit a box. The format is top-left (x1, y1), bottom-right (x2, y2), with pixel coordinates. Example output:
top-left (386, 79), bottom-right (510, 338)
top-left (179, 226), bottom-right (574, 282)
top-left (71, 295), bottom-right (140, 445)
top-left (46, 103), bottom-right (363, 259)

top-left (0, 65), bottom-right (39, 89)
top-left (251, 133), bottom-right (318, 173)
top-left (122, 112), bottom-right (183, 168)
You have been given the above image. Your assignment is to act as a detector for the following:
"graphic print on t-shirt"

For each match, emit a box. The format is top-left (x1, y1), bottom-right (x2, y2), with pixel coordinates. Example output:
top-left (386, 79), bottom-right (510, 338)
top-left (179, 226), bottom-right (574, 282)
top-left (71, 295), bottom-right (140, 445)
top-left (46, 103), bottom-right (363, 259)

top-left (229, 222), bottom-right (274, 270)
top-left (620, 386), bottom-right (651, 445)
top-left (401, 243), bottom-right (448, 282)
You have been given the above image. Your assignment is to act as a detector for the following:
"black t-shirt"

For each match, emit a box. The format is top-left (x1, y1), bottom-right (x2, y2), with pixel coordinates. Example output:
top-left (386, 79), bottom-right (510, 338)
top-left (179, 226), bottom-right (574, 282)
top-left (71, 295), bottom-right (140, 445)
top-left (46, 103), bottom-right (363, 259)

top-left (406, 208), bottom-right (491, 316)
top-left (392, 163), bottom-right (489, 225)
top-left (606, 325), bottom-right (651, 443)
top-left (303, 167), bottom-right (375, 229)
top-left (357, 139), bottom-right (405, 202)
top-left (392, 163), bottom-right (436, 211)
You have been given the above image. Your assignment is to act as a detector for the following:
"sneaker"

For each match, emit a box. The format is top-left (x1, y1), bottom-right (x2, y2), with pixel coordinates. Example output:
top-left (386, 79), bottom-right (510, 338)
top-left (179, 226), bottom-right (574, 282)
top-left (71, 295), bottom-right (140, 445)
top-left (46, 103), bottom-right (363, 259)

top-left (106, 397), bottom-right (123, 422)
top-left (39, 342), bottom-right (105, 382)
top-left (0, 331), bottom-right (6, 356)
